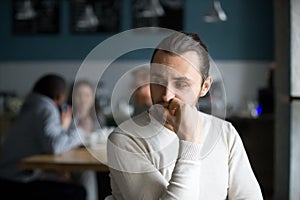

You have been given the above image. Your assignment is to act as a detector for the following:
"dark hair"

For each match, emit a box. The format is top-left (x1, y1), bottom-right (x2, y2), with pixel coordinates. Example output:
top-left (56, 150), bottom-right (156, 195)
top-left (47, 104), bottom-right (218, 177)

top-left (150, 31), bottom-right (210, 83)
top-left (33, 74), bottom-right (67, 100)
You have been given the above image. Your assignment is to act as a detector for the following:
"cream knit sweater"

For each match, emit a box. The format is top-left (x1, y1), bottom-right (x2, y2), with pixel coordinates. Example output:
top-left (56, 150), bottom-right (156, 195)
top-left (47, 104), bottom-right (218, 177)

top-left (107, 111), bottom-right (263, 200)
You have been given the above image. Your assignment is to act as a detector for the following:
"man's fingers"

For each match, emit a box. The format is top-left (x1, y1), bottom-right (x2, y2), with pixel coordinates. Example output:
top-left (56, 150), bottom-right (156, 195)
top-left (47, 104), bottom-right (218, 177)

top-left (164, 108), bottom-right (174, 123)
top-left (168, 98), bottom-right (182, 116)
top-left (163, 108), bottom-right (176, 132)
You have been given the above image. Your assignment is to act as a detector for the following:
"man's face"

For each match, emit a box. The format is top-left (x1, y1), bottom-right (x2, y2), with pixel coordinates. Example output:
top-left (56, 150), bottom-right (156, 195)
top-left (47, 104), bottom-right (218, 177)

top-left (150, 50), bottom-right (203, 107)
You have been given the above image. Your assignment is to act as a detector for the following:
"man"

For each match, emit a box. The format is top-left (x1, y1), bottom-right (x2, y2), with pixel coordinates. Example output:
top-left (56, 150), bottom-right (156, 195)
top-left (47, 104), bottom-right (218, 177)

top-left (107, 32), bottom-right (263, 199)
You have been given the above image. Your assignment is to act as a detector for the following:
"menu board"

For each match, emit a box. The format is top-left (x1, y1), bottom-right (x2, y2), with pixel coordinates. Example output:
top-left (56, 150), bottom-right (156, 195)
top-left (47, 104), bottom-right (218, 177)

top-left (70, 0), bottom-right (121, 33)
top-left (12, 0), bottom-right (59, 34)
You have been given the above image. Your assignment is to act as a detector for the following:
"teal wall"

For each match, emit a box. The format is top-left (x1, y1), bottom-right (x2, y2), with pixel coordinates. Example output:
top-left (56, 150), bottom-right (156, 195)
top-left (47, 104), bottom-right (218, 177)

top-left (0, 0), bottom-right (274, 61)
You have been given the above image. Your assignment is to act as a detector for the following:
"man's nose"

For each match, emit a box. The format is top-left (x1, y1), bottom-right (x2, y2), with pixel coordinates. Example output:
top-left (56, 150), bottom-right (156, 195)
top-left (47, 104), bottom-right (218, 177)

top-left (162, 87), bottom-right (175, 102)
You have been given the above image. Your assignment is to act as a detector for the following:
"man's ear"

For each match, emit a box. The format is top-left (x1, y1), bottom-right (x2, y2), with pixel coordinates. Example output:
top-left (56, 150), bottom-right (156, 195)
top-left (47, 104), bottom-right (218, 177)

top-left (200, 76), bottom-right (213, 97)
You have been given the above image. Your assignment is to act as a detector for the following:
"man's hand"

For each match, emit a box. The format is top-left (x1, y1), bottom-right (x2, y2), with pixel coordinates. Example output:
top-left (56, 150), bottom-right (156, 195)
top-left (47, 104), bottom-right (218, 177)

top-left (61, 106), bottom-right (72, 131)
top-left (164, 98), bottom-right (203, 144)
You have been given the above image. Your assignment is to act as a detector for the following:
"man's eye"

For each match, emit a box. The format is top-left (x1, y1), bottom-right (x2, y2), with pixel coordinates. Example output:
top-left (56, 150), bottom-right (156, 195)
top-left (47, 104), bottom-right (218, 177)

top-left (175, 81), bottom-right (189, 89)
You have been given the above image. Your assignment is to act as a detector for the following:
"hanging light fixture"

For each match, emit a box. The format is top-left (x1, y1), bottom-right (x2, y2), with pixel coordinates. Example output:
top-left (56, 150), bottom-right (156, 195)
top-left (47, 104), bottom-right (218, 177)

top-left (203, 0), bottom-right (227, 23)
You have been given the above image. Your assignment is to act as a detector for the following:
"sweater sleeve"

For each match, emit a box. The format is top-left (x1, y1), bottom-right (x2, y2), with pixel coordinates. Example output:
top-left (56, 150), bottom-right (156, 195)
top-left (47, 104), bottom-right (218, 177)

top-left (227, 124), bottom-right (264, 200)
top-left (107, 132), bottom-right (202, 200)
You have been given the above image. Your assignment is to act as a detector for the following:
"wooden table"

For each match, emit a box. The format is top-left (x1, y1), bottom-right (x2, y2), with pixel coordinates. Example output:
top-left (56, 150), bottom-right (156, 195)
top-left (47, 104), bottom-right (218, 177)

top-left (19, 144), bottom-right (109, 172)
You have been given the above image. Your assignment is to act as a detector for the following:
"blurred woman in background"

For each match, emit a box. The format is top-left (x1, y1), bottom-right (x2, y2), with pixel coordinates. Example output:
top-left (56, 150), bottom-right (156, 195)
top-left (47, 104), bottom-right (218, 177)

top-left (69, 80), bottom-right (112, 199)
top-left (69, 80), bottom-right (106, 135)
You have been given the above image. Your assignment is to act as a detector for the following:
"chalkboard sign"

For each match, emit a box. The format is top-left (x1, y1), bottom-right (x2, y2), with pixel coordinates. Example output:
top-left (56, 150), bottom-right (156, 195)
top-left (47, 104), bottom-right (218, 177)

top-left (12, 0), bottom-right (59, 34)
top-left (70, 0), bottom-right (121, 34)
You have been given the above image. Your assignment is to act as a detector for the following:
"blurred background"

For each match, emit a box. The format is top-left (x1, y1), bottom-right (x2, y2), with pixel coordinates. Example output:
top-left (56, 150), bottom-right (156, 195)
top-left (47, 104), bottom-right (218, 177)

top-left (0, 0), bottom-right (299, 200)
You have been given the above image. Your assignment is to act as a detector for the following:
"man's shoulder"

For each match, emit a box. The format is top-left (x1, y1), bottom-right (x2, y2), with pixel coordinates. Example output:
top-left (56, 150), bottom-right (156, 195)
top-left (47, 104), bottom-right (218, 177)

top-left (113, 111), bottom-right (156, 134)
top-left (200, 111), bottom-right (232, 130)
top-left (24, 93), bottom-right (55, 109)
top-left (109, 112), bottom-right (149, 140)
top-left (199, 112), bottom-right (237, 157)
top-left (109, 111), bottom-right (174, 148)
